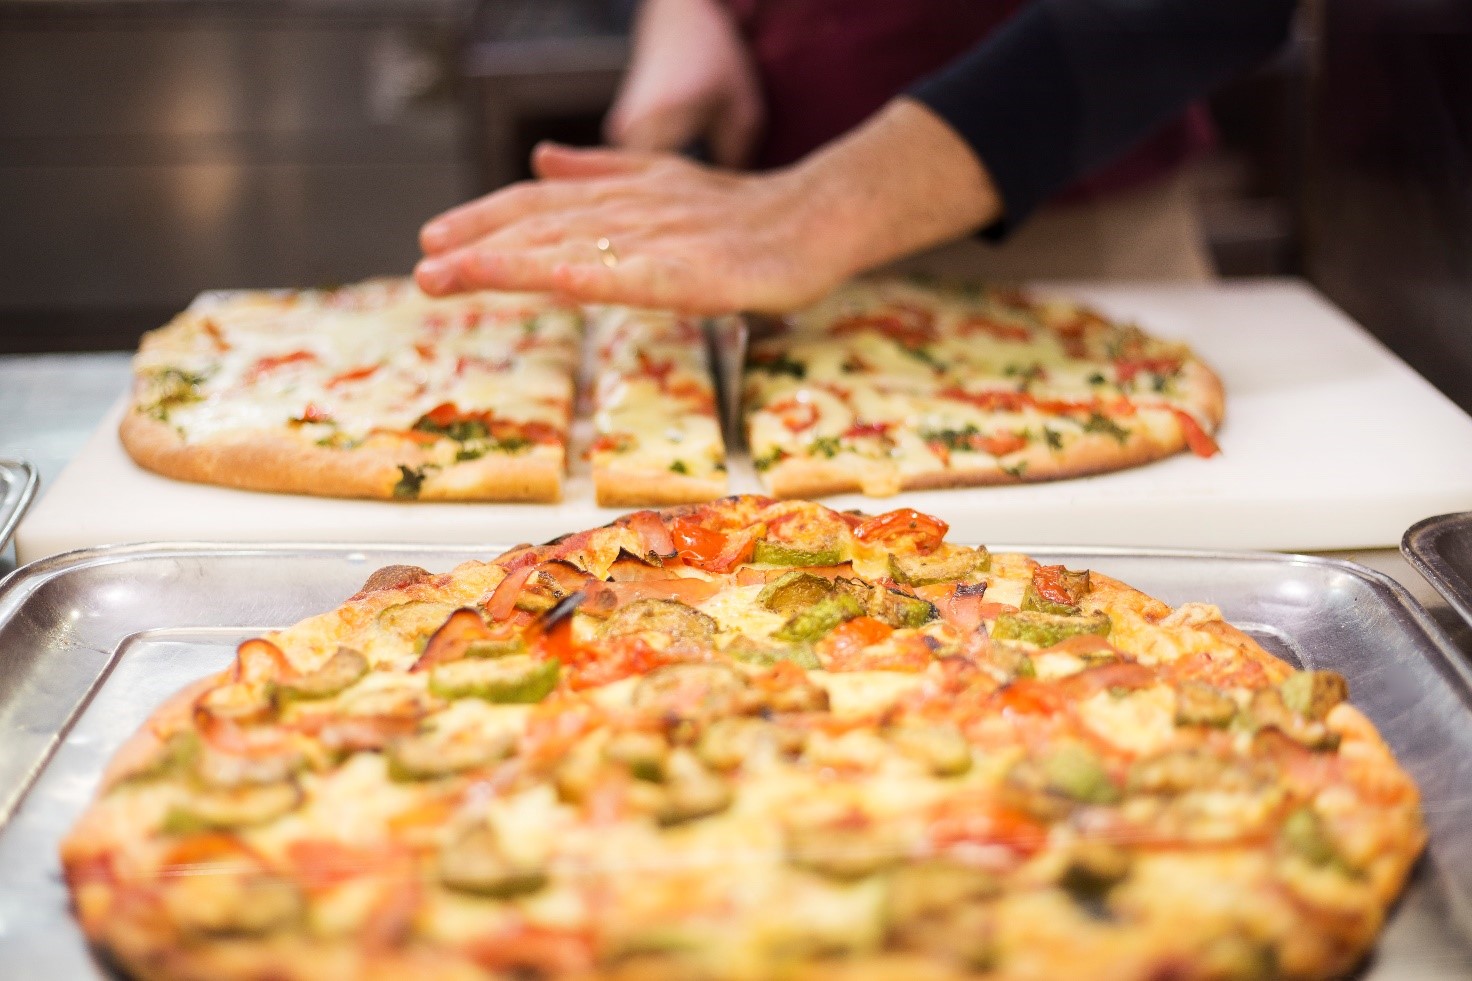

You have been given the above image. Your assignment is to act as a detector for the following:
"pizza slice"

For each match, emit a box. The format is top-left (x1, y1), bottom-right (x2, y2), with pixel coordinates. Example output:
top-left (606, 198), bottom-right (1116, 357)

top-left (121, 279), bottom-right (581, 502)
top-left (744, 278), bottom-right (1224, 498)
top-left (587, 306), bottom-right (728, 506)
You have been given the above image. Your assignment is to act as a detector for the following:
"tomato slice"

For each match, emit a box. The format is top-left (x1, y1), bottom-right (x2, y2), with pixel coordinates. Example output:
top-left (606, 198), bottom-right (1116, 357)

top-left (1171, 408), bottom-right (1220, 458)
top-left (977, 432), bottom-right (1029, 457)
top-left (817, 616), bottom-right (894, 661)
top-left (233, 638), bottom-right (295, 684)
top-left (854, 508), bottom-right (949, 553)
top-left (325, 364), bottom-right (379, 388)
top-left (928, 797), bottom-right (1049, 857)
top-left (670, 517), bottom-right (756, 573)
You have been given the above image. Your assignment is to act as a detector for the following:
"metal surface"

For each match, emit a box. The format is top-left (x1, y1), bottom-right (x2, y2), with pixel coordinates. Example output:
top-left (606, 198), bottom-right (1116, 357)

top-left (1404, 512), bottom-right (1472, 630)
top-left (0, 460), bottom-right (36, 554)
top-left (1, 543), bottom-right (1471, 976)
top-left (707, 315), bottom-right (748, 449)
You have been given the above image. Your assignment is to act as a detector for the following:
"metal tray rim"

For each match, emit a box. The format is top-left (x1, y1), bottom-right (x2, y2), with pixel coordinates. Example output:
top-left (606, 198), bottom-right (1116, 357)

top-left (4, 538), bottom-right (1465, 696)
top-left (0, 458), bottom-right (38, 554)
top-left (1403, 511), bottom-right (1472, 630)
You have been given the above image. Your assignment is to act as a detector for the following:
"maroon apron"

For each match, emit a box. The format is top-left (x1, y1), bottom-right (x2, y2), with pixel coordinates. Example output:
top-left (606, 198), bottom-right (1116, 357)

top-left (725, 0), bottom-right (1213, 204)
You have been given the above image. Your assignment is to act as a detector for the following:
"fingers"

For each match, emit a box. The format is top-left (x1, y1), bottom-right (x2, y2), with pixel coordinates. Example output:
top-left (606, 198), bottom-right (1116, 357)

top-left (531, 142), bottom-right (666, 181)
top-left (419, 181), bottom-right (576, 255)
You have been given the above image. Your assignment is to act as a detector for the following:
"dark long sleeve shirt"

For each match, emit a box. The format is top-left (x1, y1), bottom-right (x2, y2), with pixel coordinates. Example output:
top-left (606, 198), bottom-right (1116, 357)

top-left (908, 0), bottom-right (1296, 235)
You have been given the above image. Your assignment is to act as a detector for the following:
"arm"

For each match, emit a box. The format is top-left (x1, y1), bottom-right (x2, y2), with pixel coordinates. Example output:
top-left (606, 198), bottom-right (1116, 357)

top-left (605, 0), bottom-right (763, 168)
top-left (910, 0), bottom-right (1297, 234)
top-left (416, 0), bottom-right (1294, 311)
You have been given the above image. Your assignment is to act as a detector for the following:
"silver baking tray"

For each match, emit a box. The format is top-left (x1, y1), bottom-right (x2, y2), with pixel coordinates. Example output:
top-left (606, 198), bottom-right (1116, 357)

top-left (1405, 512), bottom-right (1472, 632)
top-left (0, 458), bottom-right (37, 553)
top-left (2, 543), bottom-right (1471, 977)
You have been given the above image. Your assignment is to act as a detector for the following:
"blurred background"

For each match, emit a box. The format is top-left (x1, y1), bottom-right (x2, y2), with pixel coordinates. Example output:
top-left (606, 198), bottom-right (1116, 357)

top-left (0, 0), bottom-right (1468, 411)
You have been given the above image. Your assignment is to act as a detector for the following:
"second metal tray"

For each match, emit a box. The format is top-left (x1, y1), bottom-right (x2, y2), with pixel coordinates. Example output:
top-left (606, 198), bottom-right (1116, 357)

top-left (0, 458), bottom-right (37, 553)
top-left (2, 543), bottom-right (1471, 977)
top-left (1405, 512), bottom-right (1472, 632)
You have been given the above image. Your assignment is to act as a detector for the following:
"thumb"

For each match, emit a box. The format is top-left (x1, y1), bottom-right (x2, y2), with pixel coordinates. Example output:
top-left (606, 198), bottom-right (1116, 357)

top-left (531, 142), bottom-right (665, 180)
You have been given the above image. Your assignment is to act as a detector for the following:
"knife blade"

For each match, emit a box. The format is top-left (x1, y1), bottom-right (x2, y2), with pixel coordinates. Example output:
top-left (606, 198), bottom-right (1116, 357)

top-left (705, 314), bottom-right (749, 451)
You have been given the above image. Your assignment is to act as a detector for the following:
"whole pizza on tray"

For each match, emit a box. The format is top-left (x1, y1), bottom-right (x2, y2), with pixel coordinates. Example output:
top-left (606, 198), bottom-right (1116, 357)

top-left (121, 276), bottom-right (1221, 506)
top-left (63, 498), bottom-right (1422, 980)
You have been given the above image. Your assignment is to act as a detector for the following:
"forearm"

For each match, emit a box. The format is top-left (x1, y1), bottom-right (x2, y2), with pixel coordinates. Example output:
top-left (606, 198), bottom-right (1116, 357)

top-left (910, 0), bottom-right (1296, 234)
top-left (780, 99), bottom-right (1004, 281)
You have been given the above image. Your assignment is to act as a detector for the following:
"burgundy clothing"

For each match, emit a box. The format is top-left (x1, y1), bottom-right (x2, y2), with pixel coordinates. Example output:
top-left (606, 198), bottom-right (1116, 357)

top-left (723, 0), bottom-right (1214, 204)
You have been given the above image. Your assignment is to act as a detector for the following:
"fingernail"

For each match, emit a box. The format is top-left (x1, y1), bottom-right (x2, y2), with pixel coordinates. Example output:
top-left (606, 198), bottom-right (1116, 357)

top-left (420, 223), bottom-right (449, 251)
top-left (415, 258), bottom-right (450, 292)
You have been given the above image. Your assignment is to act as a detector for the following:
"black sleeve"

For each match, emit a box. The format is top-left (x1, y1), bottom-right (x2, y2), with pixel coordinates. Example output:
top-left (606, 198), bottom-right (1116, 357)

top-left (908, 0), bottom-right (1295, 237)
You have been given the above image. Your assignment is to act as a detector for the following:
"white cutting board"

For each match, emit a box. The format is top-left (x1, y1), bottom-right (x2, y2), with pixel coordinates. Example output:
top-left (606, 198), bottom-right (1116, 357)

top-left (17, 280), bottom-right (1472, 562)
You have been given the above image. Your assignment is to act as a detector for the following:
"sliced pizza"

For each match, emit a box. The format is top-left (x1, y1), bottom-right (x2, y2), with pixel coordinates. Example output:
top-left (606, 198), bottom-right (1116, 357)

top-left (121, 280), bottom-right (582, 502)
top-left (587, 307), bottom-right (728, 506)
top-left (744, 278), bottom-right (1225, 498)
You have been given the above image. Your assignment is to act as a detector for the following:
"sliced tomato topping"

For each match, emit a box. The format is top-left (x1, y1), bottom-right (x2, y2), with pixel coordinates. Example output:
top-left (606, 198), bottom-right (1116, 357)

top-left (928, 797), bottom-right (1049, 858)
top-left (63, 851), bottom-right (116, 888)
top-left (201, 318), bottom-right (231, 352)
top-left (413, 608), bottom-right (500, 671)
top-left (990, 679), bottom-right (1067, 716)
top-left (957, 315), bottom-right (1031, 342)
top-left (670, 516), bottom-right (756, 573)
top-left (977, 431), bottom-right (1029, 457)
top-left (369, 427), bottom-right (440, 446)
top-left (467, 925), bottom-right (596, 976)
top-left (293, 402), bottom-right (333, 425)
top-left (828, 304), bottom-right (937, 347)
top-left (287, 839), bottom-right (408, 890)
top-left (665, 378), bottom-right (716, 411)
top-left (766, 397), bottom-right (819, 433)
top-left (158, 833), bottom-right (264, 878)
top-left (635, 350), bottom-right (677, 390)
top-left (1031, 565), bottom-right (1078, 606)
top-left (816, 616), bottom-right (894, 662)
top-left (625, 509), bottom-right (676, 558)
top-left (422, 401), bottom-right (462, 428)
top-left (326, 364), bottom-right (379, 388)
top-left (557, 634), bottom-right (675, 690)
top-left (413, 341), bottom-right (435, 361)
top-left (843, 421), bottom-right (892, 439)
top-left (1170, 408), bottom-right (1220, 458)
top-left (1114, 356), bottom-right (1184, 385)
top-left (247, 350), bottom-right (316, 379)
top-left (854, 508), bottom-right (949, 553)
top-left (233, 638), bottom-right (295, 684)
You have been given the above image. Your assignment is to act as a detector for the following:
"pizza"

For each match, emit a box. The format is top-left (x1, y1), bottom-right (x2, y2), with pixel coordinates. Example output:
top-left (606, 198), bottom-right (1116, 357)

top-left (121, 280), bottom-right (582, 502)
top-left (62, 497), bottom-right (1422, 980)
top-left (588, 306), bottom-right (728, 506)
top-left (744, 278), bottom-right (1225, 497)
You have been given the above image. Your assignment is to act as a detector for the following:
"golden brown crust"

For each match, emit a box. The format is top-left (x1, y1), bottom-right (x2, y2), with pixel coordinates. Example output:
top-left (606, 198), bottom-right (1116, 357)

top-left (120, 408), bottom-right (563, 502)
top-left (762, 426), bottom-right (1190, 499)
top-left (592, 464), bottom-right (728, 507)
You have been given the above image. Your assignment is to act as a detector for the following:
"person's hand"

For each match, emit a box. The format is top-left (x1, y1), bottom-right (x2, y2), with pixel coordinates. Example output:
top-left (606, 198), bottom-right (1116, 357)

top-left (605, 0), bottom-right (763, 168)
top-left (415, 100), bottom-right (1003, 313)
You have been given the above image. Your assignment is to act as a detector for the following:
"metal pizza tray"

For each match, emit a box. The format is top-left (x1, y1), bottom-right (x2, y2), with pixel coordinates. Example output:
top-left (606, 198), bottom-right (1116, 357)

top-left (1405, 513), bottom-right (1472, 632)
top-left (0, 458), bottom-right (37, 554)
top-left (1, 543), bottom-right (1471, 978)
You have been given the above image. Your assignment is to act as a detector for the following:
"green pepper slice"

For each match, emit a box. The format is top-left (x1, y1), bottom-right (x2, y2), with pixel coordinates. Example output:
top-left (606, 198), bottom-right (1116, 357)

top-left (757, 571), bottom-right (835, 615)
top-left (991, 610), bottom-right (1111, 646)
top-left (1042, 742), bottom-right (1120, 804)
top-left (277, 646), bottom-right (368, 702)
top-left (773, 593), bottom-right (865, 643)
top-left (429, 655), bottom-right (559, 703)
top-left (752, 539), bottom-right (844, 567)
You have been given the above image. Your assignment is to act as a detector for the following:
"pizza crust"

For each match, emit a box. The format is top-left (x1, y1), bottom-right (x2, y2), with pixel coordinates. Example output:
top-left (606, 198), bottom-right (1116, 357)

top-left (593, 464), bottom-right (728, 507)
top-left (120, 409), bottom-right (563, 502)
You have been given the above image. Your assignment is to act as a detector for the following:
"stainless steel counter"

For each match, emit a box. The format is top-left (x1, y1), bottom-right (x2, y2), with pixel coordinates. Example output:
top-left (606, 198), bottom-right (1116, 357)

top-left (0, 352), bottom-right (1467, 659)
